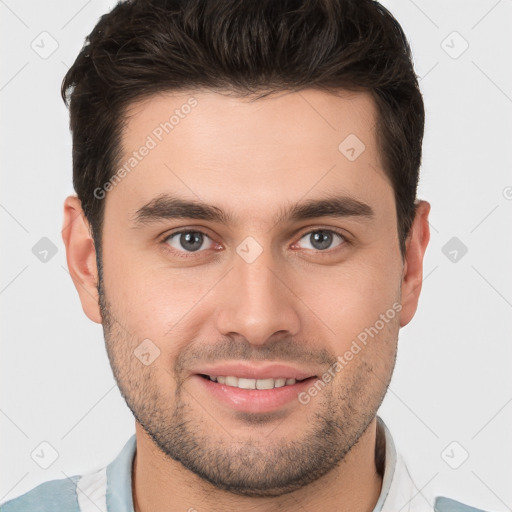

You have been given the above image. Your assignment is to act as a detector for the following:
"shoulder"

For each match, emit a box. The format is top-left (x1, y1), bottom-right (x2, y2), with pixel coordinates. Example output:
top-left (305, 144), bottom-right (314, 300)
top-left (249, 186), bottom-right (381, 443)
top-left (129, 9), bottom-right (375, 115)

top-left (0, 436), bottom-right (136, 512)
top-left (0, 475), bottom-right (81, 512)
top-left (434, 496), bottom-right (495, 512)
top-left (377, 418), bottom-right (493, 512)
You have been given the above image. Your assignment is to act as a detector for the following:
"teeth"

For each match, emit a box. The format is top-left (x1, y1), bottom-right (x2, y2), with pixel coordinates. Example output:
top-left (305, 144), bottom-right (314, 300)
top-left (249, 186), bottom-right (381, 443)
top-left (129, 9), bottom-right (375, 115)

top-left (274, 378), bottom-right (286, 388)
top-left (208, 375), bottom-right (299, 389)
top-left (238, 378), bottom-right (256, 389)
top-left (225, 376), bottom-right (238, 387)
top-left (256, 378), bottom-right (274, 390)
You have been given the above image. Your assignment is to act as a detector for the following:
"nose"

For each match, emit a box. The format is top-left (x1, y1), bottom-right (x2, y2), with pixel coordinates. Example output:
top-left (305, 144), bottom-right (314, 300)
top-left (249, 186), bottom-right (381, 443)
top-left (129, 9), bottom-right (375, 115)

top-left (215, 245), bottom-right (301, 346)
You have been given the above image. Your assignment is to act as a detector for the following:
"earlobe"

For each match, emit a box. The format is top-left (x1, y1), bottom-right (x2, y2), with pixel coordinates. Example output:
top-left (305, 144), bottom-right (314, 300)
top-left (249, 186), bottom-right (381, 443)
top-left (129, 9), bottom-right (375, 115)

top-left (61, 195), bottom-right (102, 324)
top-left (399, 200), bottom-right (431, 328)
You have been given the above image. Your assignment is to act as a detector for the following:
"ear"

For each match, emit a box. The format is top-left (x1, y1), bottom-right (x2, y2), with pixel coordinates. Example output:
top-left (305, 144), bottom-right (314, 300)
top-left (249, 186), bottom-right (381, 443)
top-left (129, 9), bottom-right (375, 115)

top-left (61, 195), bottom-right (102, 324)
top-left (399, 200), bottom-right (431, 328)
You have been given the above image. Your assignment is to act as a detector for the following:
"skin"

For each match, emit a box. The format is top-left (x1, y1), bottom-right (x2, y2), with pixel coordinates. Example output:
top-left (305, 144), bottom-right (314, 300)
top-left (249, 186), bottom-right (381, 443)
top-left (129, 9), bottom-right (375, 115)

top-left (62, 88), bottom-right (430, 512)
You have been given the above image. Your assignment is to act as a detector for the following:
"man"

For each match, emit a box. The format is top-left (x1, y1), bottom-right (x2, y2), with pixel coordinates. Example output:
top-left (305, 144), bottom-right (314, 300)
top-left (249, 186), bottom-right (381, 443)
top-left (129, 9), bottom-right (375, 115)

top-left (0, 0), bottom-right (489, 511)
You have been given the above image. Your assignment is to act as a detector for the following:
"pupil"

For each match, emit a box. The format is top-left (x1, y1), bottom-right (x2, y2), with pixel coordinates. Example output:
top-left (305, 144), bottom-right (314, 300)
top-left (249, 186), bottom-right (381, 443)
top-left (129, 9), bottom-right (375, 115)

top-left (181, 232), bottom-right (203, 251)
top-left (311, 231), bottom-right (332, 250)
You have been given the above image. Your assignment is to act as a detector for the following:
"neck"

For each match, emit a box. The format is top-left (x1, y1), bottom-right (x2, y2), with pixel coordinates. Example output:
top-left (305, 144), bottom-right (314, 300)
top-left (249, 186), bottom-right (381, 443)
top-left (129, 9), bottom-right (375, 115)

top-left (132, 417), bottom-right (383, 512)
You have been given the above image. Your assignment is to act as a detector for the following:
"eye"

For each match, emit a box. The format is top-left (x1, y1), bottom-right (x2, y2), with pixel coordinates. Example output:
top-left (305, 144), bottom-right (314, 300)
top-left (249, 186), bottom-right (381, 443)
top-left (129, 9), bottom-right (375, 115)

top-left (295, 229), bottom-right (346, 252)
top-left (163, 230), bottom-right (215, 255)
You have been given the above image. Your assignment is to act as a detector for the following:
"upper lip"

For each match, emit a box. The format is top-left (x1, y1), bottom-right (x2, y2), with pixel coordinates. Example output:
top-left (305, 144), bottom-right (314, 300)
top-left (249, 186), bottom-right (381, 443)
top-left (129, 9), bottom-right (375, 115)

top-left (193, 363), bottom-right (317, 381)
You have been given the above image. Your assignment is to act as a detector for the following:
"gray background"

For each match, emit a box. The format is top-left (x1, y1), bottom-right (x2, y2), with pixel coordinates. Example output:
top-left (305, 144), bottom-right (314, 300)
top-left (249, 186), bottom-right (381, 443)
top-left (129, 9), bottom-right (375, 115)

top-left (1, 0), bottom-right (511, 508)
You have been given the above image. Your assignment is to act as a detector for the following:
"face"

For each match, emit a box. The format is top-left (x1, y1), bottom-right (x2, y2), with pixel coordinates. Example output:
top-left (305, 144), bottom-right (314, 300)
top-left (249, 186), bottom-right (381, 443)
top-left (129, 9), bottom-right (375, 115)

top-left (66, 88), bottom-right (429, 498)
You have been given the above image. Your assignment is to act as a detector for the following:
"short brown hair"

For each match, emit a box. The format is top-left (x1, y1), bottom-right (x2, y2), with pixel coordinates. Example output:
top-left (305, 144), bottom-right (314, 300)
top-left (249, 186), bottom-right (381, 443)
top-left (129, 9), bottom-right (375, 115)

top-left (62, 0), bottom-right (424, 259)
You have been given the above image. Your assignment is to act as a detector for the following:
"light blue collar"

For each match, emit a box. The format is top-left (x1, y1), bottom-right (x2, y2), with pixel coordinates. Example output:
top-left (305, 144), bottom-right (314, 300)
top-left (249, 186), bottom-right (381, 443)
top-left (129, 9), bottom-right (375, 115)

top-left (106, 434), bottom-right (137, 511)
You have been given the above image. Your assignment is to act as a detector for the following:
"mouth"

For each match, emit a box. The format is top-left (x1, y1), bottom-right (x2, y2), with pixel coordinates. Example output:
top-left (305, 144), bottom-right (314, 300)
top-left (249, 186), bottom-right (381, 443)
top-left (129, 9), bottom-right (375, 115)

top-left (193, 373), bottom-right (319, 414)
top-left (197, 374), bottom-right (313, 390)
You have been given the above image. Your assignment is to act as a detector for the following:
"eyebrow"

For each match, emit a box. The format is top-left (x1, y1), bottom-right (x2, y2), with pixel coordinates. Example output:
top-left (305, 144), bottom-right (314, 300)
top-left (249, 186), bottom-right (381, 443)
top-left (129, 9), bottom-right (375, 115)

top-left (130, 193), bottom-right (375, 228)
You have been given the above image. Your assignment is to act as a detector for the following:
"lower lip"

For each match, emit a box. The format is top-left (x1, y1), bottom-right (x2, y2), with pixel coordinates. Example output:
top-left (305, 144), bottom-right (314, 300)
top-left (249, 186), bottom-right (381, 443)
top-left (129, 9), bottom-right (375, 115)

top-left (194, 375), bottom-right (318, 413)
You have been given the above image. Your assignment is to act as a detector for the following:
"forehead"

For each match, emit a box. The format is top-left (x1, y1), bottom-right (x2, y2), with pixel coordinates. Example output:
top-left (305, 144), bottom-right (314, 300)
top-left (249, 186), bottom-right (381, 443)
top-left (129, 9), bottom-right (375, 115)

top-left (109, 88), bottom-right (393, 226)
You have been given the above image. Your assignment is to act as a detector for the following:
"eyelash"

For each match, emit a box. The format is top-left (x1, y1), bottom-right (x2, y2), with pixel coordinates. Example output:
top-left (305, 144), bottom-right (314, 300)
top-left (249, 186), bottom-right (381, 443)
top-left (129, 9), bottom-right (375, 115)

top-left (160, 227), bottom-right (351, 260)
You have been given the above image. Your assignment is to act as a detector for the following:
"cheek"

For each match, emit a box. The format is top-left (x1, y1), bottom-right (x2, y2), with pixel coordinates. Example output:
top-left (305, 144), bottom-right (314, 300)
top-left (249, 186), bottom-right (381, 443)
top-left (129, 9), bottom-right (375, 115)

top-left (102, 242), bottom-right (220, 343)
top-left (299, 255), bottom-right (402, 350)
